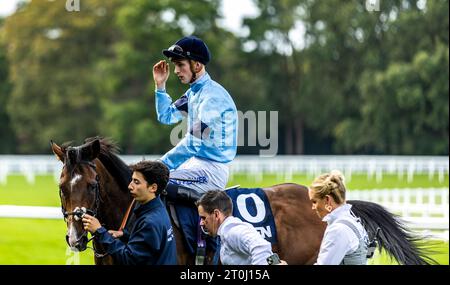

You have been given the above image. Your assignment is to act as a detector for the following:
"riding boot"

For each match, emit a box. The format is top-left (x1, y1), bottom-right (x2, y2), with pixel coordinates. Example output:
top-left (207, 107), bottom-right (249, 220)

top-left (165, 183), bottom-right (204, 205)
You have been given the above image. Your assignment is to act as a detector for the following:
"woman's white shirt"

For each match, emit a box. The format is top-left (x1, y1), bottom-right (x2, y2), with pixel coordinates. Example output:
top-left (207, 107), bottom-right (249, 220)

top-left (315, 204), bottom-right (367, 265)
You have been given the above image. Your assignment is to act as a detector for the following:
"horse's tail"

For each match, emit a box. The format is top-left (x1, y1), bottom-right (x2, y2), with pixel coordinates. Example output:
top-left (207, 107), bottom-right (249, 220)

top-left (347, 200), bottom-right (438, 265)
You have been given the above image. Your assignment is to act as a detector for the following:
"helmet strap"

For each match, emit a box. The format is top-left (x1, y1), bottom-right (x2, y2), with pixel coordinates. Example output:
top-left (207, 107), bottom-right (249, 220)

top-left (189, 60), bottom-right (198, 84)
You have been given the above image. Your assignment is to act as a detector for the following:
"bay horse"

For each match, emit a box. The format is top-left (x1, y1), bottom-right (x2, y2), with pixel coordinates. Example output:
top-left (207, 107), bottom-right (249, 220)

top-left (51, 137), bottom-right (437, 265)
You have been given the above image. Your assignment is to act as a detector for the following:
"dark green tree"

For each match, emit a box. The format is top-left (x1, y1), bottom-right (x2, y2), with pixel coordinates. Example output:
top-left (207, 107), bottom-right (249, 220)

top-left (244, 0), bottom-right (449, 155)
top-left (2, 0), bottom-right (121, 153)
top-left (98, 0), bottom-right (241, 154)
top-left (241, 0), bottom-right (370, 154)
top-left (335, 0), bottom-right (449, 154)
top-left (0, 17), bottom-right (16, 153)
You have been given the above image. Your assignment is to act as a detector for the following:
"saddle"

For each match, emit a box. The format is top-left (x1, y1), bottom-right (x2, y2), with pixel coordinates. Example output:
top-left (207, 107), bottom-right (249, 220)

top-left (167, 184), bottom-right (240, 229)
top-left (165, 185), bottom-right (240, 264)
top-left (164, 185), bottom-right (278, 264)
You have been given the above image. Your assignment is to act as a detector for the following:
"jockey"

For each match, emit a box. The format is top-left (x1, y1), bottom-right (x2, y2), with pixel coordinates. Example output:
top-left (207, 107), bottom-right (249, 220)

top-left (152, 36), bottom-right (238, 204)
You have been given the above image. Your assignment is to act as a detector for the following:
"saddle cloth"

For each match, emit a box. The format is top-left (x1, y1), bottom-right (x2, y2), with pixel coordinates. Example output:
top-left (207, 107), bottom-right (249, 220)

top-left (172, 188), bottom-right (278, 255)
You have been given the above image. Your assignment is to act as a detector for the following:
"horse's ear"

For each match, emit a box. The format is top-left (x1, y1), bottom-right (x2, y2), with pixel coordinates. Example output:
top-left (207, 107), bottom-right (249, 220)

top-left (81, 139), bottom-right (101, 161)
top-left (50, 140), bottom-right (65, 163)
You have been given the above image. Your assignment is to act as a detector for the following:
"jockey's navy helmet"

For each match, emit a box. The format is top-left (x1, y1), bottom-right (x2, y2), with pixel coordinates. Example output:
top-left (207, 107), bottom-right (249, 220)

top-left (162, 36), bottom-right (211, 65)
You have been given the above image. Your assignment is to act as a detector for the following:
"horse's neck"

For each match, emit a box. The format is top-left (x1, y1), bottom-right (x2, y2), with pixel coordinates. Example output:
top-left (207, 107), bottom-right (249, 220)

top-left (96, 161), bottom-right (133, 230)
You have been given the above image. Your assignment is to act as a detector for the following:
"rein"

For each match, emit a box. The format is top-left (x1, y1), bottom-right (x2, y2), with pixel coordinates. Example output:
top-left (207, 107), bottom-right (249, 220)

top-left (119, 198), bottom-right (136, 231)
top-left (87, 199), bottom-right (135, 258)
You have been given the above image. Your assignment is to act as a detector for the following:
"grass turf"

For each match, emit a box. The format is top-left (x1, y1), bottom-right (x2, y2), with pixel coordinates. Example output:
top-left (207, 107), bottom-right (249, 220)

top-left (0, 218), bottom-right (447, 265)
top-left (0, 218), bottom-right (93, 265)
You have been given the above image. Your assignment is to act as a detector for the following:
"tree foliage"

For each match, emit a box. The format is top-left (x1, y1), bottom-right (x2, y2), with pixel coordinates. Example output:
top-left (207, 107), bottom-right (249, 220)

top-left (0, 18), bottom-right (16, 153)
top-left (0, 0), bottom-right (448, 155)
top-left (1, 0), bottom-right (121, 152)
top-left (335, 0), bottom-right (449, 154)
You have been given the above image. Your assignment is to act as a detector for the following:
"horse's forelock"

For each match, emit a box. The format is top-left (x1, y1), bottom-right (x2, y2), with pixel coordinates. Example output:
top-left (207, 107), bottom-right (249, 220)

top-left (59, 141), bottom-right (82, 169)
top-left (67, 147), bottom-right (81, 168)
top-left (60, 137), bottom-right (115, 166)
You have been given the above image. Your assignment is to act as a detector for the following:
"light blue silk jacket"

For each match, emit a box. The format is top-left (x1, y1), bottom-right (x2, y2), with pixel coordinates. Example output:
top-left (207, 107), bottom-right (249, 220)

top-left (155, 73), bottom-right (238, 170)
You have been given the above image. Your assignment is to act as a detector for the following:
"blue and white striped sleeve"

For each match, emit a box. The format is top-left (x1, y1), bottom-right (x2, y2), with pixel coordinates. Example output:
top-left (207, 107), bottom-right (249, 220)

top-left (155, 89), bottom-right (185, 125)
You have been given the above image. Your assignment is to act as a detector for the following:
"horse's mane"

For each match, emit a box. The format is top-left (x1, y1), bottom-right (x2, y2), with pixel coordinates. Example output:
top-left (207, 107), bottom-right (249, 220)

top-left (84, 137), bottom-right (132, 194)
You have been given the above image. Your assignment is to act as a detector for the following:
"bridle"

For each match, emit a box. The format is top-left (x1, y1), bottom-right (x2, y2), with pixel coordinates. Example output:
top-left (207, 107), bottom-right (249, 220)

top-left (60, 160), bottom-right (107, 258)
top-left (60, 161), bottom-right (101, 221)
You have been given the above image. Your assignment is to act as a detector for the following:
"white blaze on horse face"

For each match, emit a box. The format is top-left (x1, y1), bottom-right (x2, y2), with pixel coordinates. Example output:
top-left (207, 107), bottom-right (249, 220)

top-left (67, 174), bottom-right (86, 249)
top-left (67, 221), bottom-right (80, 249)
top-left (70, 174), bottom-right (82, 189)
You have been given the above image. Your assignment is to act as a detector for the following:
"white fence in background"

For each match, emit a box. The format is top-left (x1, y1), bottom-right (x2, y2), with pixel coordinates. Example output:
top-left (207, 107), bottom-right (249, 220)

top-left (0, 155), bottom-right (448, 185)
top-left (1, 188), bottom-right (448, 240)
top-left (229, 155), bottom-right (449, 183)
top-left (347, 188), bottom-right (449, 233)
top-left (0, 205), bottom-right (61, 219)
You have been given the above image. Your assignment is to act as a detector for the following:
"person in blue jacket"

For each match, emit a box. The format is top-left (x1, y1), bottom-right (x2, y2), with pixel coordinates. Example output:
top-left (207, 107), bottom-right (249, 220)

top-left (82, 160), bottom-right (177, 265)
top-left (152, 35), bottom-right (238, 204)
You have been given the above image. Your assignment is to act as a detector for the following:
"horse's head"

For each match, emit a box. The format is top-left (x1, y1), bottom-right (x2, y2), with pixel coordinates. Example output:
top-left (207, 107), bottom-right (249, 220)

top-left (51, 139), bottom-right (102, 252)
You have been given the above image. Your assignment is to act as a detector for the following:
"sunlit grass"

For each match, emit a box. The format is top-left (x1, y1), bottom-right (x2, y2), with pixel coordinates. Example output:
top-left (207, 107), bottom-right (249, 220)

top-left (0, 218), bottom-right (94, 265)
top-left (0, 218), bottom-right (447, 265)
top-left (368, 240), bottom-right (449, 265)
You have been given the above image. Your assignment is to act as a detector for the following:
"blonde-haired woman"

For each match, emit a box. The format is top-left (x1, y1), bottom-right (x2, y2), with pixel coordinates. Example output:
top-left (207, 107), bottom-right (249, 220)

top-left (308, 170), bottom-right (369, 265)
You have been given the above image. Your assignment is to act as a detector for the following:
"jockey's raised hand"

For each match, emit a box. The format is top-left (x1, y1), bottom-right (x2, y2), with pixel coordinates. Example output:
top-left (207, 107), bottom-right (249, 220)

top-left (154, 36), bottom-right (238, 199)
top-left (153, 60), bottom-right (170, 90)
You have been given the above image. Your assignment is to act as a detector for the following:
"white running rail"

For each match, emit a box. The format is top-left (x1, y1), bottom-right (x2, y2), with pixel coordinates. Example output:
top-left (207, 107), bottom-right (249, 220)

top-left (0, 155), bottom-right (448, 184)
top-left (347, 187), bottom-right (449, 240)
